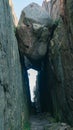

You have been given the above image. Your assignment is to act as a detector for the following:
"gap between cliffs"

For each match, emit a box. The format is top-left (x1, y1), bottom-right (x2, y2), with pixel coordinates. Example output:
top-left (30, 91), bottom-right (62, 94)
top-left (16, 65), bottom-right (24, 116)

top-left (15, 1), bottom-right (73, 129)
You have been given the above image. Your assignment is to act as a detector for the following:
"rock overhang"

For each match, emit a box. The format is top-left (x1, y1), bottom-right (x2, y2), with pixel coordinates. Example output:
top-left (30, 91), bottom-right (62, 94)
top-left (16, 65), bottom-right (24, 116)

top-left (16, 2), bottom-right (54, 68)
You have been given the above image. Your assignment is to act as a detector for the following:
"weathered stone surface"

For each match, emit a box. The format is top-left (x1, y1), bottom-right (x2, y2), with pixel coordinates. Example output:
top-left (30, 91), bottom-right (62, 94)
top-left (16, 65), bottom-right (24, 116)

top-left (50, 0), bottom-right (61, 20)
top-left (19, 2), bottom-right (52, 26)
top-left (42, 0), bottom-right (73, 126)
top-left (42, 0), bottom-right (51, 15)
top-left (16, 3), bottom-right (53, 64)
top-left (16, 23), bottom-right (49, 61)
top-left (9, 0), bottom-right (18, 26)
top-left (0, 0), bottom-right (28, 130)
top-left (30, 114), bottom-right (72, 130)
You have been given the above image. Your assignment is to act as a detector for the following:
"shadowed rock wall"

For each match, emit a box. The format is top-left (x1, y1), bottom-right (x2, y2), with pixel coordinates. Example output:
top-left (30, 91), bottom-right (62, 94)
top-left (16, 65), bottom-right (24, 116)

top-left (0, 0), bottom-right (29, 130)
top-left (43, 0), bottom-right (73, 126)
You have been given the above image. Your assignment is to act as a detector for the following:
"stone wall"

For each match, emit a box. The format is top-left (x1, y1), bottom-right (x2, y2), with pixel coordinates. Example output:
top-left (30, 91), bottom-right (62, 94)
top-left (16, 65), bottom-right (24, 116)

top-left (0, 0), bottom-right (29, 129)
top-left (43, 0), bottom-right (73, 126)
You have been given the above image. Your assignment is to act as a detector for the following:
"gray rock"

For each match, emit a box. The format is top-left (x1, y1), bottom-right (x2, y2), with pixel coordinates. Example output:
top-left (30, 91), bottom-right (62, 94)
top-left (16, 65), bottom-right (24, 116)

top-left (16, 23), bottom-right (49, 62)
top-left (0, 0), bottom-right (28, 130)
top-left (9, 0), bottom-right (18, 26)
top-left (19, 2), bottom-right (53, 26)
top-left (30, 114), bottom-right (71, 130)
top-left (16, 3), bottom-right (53, 63)
top-left (42, 0), bottom-right (73, 126)
top-left (42, 0), bottom-right (51, 16)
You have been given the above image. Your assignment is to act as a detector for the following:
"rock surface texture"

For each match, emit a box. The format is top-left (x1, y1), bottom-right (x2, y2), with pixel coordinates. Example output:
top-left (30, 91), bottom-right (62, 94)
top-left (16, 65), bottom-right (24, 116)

top-left (43, 0), bottom-right (73, 126)
top-left (30, 113), bottom-right (71, 130)
top-left (42, 0), bottom-right (51, 15)
top-left (16, 3), bottom-right (53, 63)
top-left (16, 0), bottom-right (73, 126)
top-left (9, 0), bottom-right (18, 26)
top-left (0, 0), bottom-right (28, 130)
top-left (1, 0), bottom-right (73, 129)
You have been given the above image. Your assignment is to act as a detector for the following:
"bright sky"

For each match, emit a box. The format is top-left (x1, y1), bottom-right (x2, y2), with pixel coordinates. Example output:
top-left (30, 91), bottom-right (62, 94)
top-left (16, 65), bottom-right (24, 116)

top-left (27, 69), bottom-right (38, 102)
top-left (12, 0), bottom-right (43, 19)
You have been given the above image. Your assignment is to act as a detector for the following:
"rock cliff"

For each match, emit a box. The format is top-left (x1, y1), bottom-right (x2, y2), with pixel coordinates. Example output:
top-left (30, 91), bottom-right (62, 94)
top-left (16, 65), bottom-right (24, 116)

top-left (43, 0), bottom-right (73, 126)
top-left (1, 0), bottom-right (73, 129)
top-left (16, 1), bottom-right (73, 126)
top-left (0, 0), bottom-right (28, 130)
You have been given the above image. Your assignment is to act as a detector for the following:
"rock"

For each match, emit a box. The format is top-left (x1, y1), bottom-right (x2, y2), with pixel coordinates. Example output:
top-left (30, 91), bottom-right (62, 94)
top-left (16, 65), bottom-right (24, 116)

top-left (42, 0), bottom-right (51, 15)
top-left (0, 0), bottom-right (29, 129)
top-left (42, 0), bottom-right (73, 126)
top-left (32, 23), bottom-right (44, 30)
top-left (16, 3), bottom-right (53, 63)
top-left (30, 114), bottom-right (72, 130)
top-left (42, 0), bottom-right (61, 20)
top-left (9, 0), bottom-right (18, 26)
top-left (16, 23), bottom-right (49, 61)
top-left (19, 2), bottom-right (53, 26)
top-left (44, 123), bottom-right (70, 130)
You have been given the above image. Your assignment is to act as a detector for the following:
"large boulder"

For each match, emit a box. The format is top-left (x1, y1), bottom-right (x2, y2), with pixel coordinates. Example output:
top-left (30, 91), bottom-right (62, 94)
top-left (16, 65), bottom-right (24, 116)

top-left (0, 0), bottom-right (29, 130)
top-left (16, 23), bottom-right (49, 61)
top-left (16, 3), bottom-right (53, 63)
top-left (19, 2), bottom-right (52, 26)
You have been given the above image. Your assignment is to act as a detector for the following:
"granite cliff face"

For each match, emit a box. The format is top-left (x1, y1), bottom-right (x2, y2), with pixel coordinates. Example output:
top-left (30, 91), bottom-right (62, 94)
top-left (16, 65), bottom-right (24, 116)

top-left (0, 0), bottom-right (28, 130)
top-left (43, 0), bottom-right (73, 125)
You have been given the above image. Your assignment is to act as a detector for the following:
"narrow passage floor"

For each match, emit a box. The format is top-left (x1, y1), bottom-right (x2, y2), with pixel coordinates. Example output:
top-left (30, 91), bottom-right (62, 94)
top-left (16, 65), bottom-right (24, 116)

top-left (30, 113), bottom-right (71, 130)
